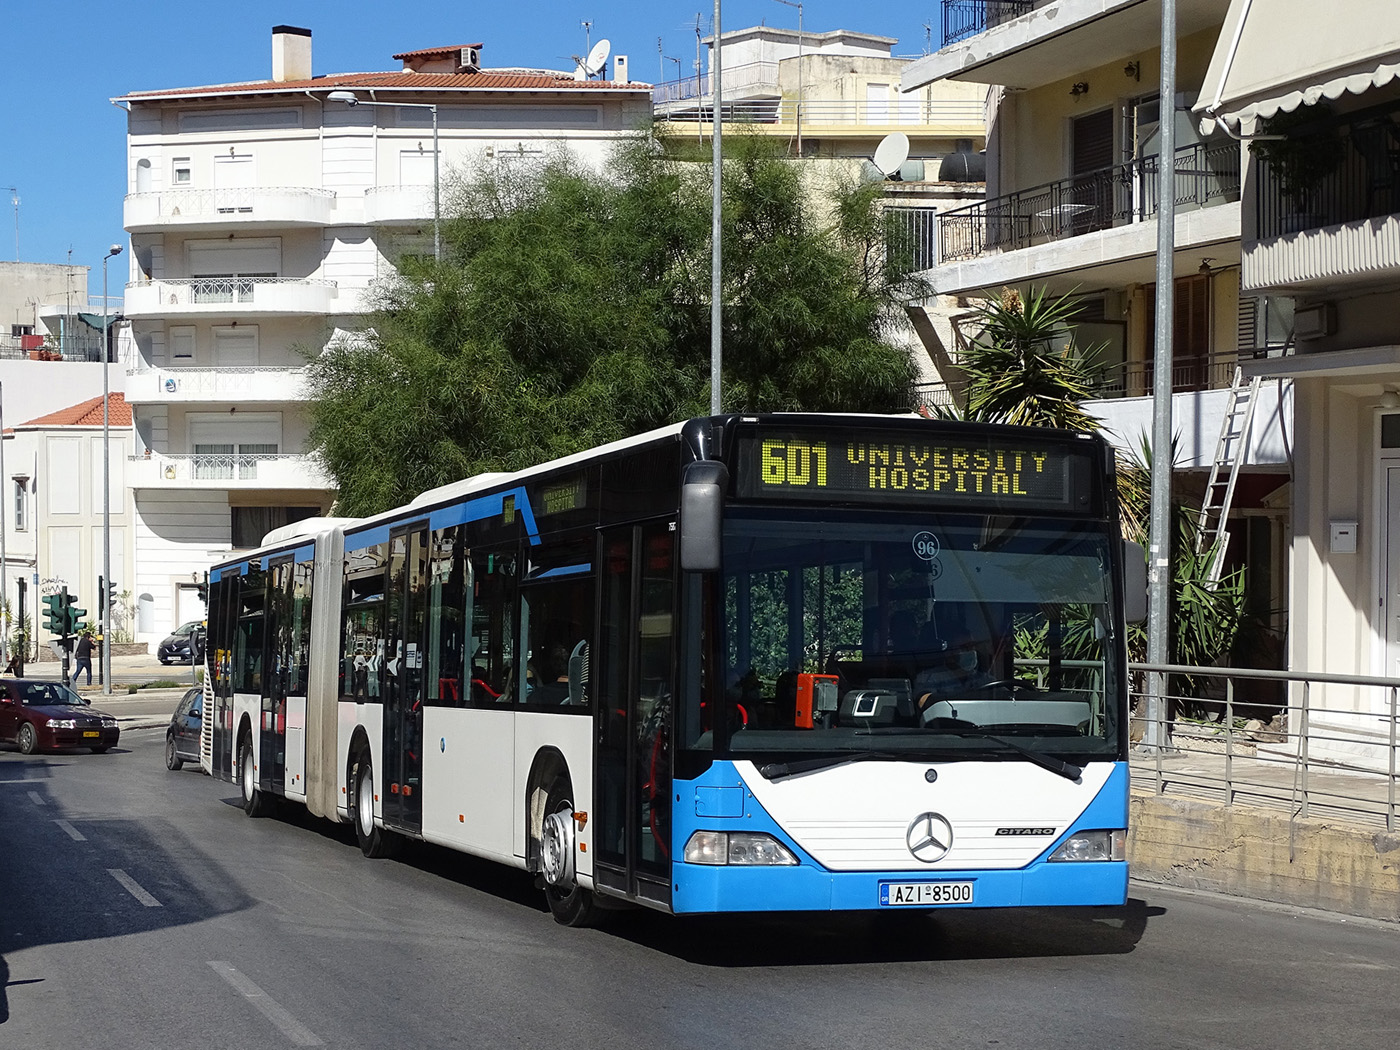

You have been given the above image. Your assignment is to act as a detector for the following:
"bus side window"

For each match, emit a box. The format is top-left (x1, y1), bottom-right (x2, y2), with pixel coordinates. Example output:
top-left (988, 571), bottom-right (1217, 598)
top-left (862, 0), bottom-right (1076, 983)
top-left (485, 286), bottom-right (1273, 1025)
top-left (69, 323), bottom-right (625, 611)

top-left (469, 550), bottom-right (516, 706)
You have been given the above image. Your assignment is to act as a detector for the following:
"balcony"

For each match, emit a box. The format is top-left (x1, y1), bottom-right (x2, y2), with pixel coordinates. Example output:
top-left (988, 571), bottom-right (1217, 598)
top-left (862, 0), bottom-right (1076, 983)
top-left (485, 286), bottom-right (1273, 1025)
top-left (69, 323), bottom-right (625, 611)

top-left (124, 188), bottom-right (336, 232)
top-left (123, 277), bottom-right (338, 318)
top-left (904, 0), bottom-right (1228, 91)
top-left (363, 185), bottom-right (435, 225)
top-left (129, 451), bottom-right (332, 491)
top-left (941, 142), bottom-right (1239, 261)
top-left (124, 366), bottom-right (311, 405)
top-left (942, 0), bottom-right (1034, 45)
top-left (652, 62), bottom-right (781, 106)
top-left (1245, 108), bottom-right (1400, 294)
top-left (656, 98), bottom-right (985, 133)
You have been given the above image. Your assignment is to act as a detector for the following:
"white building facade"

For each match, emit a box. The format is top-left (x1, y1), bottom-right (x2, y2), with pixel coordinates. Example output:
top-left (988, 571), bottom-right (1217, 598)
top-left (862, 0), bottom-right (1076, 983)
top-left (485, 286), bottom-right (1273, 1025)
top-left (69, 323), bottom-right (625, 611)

top-left (116, 26), bottom-right (654, 645)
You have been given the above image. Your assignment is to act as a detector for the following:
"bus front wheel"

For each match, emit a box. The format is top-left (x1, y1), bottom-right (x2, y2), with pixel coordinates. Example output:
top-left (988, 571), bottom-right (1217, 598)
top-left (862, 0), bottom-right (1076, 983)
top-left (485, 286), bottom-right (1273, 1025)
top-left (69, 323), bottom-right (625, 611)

top-left (541, 775), bottom-right (600, 928)
top-left (239, 738), bottom-right (272, 817)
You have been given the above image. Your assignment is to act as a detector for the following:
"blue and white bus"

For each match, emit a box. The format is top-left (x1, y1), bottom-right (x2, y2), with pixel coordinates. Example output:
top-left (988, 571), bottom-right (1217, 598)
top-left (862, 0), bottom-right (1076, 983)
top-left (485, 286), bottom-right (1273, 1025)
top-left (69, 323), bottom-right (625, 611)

top-left (202, 413), bottom-right (1145, 925)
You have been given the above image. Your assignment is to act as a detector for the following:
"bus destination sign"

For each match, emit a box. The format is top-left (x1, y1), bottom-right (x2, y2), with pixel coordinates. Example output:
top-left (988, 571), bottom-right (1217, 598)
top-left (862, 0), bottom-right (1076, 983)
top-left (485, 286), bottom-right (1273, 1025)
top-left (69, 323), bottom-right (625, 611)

top-left (737, 430), bottom-right (1085, 510)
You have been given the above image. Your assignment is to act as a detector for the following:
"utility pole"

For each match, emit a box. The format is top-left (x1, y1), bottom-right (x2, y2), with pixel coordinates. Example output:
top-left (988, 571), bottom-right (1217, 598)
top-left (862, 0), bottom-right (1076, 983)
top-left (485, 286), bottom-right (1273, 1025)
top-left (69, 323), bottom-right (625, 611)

top-left (710, 0), bottom-right (723, 414)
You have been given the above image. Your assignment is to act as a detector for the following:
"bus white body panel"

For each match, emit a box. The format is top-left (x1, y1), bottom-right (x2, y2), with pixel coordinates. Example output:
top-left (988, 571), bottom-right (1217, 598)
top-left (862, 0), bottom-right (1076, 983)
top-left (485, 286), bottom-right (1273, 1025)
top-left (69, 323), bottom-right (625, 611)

top-left (738, 760), bottom-right (1115, 871)
top-left (511, 712), bottom-right (593, 872)
top-left (284, 695), bottom-right (307, 801)
top-left (233, 692), bottom-right (260, 769)
top-left (420, 707), bottom-right (516, 863)
top-left (337, 700), bottom-right (383, 821)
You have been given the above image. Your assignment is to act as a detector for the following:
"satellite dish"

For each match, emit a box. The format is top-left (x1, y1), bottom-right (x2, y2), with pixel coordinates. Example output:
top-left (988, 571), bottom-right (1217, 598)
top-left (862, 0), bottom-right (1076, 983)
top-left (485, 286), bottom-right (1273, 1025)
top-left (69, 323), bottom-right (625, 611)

top-left (584, 38), bottom-right (611, 77)
top-left (873, 132), bottom-right (911, 178)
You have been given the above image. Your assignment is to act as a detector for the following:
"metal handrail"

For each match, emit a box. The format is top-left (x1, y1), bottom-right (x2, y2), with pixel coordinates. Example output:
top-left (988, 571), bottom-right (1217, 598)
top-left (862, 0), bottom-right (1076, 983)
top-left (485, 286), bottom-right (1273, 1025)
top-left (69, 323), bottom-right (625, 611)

top-left (1130, 662), bottom-right (1400, 831)
top-left (939, 140), bottom-right (1240, 263)
top-left (942, 0), bottom-right (1036, 45)
top-left (658, 98), bottom-right (985, 127)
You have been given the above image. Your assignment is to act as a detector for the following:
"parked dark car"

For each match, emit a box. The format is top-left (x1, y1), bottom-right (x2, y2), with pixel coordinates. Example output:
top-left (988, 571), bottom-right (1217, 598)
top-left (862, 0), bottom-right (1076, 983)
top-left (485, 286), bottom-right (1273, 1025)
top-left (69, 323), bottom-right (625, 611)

top-left (165, 686), bottom-right (203, 771)
top-left (0, 679), bottom-right (120, 754)
top-left (157, 621), bottom-right (206, 665)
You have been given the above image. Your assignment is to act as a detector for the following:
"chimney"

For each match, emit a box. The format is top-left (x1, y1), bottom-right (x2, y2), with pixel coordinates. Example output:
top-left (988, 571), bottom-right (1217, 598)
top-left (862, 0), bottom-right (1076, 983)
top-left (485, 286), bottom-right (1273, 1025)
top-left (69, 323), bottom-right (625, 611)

top-left (613, 55), bottom-right (629, 83)
top-left (272, 25), bottom-right (312, 83)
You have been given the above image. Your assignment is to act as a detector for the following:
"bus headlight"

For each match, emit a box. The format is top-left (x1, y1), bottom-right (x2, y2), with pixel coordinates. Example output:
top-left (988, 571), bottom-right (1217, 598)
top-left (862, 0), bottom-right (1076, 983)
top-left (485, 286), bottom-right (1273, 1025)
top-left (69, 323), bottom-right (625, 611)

top-left (1048, 829), bottom-right (1126, 862)
top-left (684, 830), bottom-right (799, 866)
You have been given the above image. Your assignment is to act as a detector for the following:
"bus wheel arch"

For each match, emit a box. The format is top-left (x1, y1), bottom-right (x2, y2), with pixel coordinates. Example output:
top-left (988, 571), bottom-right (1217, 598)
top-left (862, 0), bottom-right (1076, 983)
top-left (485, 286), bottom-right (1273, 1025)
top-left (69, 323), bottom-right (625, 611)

top-left (527, 752), bottom-right (601, 927)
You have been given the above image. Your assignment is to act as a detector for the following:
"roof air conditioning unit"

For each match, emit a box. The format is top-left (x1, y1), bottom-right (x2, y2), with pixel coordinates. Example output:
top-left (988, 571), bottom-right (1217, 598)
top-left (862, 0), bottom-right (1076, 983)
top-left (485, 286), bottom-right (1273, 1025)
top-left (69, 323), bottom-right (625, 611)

top-left (459, 47), bottom-right (481, 73)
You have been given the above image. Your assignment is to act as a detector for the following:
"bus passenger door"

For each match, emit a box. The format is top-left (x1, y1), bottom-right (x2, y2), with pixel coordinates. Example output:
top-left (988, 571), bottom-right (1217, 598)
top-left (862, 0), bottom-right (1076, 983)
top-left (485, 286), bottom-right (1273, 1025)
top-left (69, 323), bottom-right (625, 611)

top-left (384, 524), bottom-right (428, 834)
top-left (594, 521), bottom-right (676, 908)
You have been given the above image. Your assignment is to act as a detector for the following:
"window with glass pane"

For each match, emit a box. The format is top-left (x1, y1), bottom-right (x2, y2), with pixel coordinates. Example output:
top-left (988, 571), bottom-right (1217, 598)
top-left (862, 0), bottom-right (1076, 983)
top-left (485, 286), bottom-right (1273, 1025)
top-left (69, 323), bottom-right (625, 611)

top-left (195, 443), bottom-right (234, 480)
top-left (705, 510), bottom-right (1120, 758)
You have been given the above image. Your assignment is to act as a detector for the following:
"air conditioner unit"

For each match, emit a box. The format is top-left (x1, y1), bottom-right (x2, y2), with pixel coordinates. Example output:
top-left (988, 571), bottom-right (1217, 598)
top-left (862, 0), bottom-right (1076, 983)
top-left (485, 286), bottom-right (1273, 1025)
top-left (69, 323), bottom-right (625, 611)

top-left (1294, 302), bottom-right (1336, 340)
top-left (459, 46), bottom-right (481, 73)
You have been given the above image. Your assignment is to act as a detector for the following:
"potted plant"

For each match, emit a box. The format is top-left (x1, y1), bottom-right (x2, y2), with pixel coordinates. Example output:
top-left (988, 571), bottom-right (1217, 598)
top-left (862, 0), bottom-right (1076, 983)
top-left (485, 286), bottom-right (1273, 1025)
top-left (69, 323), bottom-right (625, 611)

top-left (1249, 102), bottom-right (1346, 232)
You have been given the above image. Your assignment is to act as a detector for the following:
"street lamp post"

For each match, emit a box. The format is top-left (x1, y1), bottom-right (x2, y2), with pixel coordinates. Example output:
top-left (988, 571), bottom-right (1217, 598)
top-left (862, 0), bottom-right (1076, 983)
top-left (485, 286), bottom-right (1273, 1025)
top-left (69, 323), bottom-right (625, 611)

top-left (328, 91), bottom-right (439, 263)
top-left (772, 0), bottom-right (803, 156)
top-left (101, 243), bottom-right (122, 696)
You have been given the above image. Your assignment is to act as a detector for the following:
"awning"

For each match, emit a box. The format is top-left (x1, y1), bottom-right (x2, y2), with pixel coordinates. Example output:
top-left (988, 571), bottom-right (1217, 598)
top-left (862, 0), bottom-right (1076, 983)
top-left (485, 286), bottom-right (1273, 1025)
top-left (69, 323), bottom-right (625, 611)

top-left (1195, 0), bottom-right (1400, 132)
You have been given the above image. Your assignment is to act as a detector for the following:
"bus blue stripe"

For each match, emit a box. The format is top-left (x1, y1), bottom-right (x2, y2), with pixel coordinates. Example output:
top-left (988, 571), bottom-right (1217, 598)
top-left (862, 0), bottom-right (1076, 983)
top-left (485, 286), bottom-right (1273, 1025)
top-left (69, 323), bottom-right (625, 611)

top-left (345, 487), bottom-right (541, 552)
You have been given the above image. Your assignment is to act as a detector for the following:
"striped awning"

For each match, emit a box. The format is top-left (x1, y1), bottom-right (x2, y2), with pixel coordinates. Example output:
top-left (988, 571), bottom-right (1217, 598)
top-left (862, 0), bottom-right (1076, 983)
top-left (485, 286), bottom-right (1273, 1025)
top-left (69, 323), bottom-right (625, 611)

top-left (1194, 0), bottom-right (1400, 133)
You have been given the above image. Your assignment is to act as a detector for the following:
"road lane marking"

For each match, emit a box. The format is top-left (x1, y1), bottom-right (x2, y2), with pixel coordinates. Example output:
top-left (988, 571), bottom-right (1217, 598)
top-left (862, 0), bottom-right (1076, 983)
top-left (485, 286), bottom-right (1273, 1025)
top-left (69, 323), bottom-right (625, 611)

top-left (54, 819), bottom-right (86, 841)
top-left (27, 790), bottom-right (45, 805)
top-left (107, 868), bottom-right (161, 907)
top-left (208, 961), bottom-right (324, 1046)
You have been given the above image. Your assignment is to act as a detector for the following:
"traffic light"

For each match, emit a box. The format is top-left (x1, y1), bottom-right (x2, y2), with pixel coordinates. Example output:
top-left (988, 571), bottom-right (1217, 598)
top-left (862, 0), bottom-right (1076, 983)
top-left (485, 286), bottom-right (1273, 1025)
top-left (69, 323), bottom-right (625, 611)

top-left (65, 595), bottom-right (88, 635)
top-left (42, 593), bottom-right (64, 635)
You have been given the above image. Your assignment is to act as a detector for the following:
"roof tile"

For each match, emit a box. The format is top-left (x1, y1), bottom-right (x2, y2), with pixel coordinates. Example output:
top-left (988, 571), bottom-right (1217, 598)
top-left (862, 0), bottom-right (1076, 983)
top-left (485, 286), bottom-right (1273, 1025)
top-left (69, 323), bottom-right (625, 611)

top-left (15, 393), bottom-right (131, 430)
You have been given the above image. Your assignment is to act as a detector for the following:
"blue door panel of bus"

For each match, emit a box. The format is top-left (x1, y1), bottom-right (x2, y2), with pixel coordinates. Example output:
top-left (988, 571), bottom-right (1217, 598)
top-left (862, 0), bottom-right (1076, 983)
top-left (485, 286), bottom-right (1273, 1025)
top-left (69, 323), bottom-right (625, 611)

top-left (669, 759), bottom-right (1129, 914)
top-left (345, 487), bottom-right (543, 552)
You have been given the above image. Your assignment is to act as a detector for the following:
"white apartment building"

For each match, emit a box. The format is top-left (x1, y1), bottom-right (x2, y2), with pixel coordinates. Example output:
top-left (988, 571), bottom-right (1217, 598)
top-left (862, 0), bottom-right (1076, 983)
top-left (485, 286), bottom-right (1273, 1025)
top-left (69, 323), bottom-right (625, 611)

top-left (115, 25), bottom-right (654, 646)
top-left (1194, 1), bottom-right (1400, 758)
top-left (902, 0), bottom-right (1293, 647)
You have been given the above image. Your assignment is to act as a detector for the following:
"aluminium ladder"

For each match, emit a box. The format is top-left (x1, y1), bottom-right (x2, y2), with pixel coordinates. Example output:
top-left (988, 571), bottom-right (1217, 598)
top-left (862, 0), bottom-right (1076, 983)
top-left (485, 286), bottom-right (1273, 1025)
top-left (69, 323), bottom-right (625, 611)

top-left (1194, 367), bottom-right (1262, 586)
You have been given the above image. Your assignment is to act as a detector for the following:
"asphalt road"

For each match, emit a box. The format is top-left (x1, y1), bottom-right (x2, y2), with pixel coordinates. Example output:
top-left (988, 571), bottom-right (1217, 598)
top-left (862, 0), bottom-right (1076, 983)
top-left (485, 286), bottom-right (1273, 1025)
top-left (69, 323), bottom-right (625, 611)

top-left (3, 728), bottom-right (1399, 1050)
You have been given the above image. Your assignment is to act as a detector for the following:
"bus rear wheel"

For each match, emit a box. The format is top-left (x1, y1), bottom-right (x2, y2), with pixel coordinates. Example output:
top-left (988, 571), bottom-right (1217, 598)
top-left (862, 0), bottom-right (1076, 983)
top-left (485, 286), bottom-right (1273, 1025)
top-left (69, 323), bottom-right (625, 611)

top-left (541, 775), bottom-right (600, 928)
top-left (239, 738), bottom-right (273, 817)
top-left (351, 751), bottom-right (397, 859)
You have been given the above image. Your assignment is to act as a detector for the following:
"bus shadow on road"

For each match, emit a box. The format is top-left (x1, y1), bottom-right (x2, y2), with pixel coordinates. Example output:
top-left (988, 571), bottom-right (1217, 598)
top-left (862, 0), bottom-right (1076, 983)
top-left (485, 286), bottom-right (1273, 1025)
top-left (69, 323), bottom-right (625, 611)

top-left (604, 898), bottom-right (1161, 966)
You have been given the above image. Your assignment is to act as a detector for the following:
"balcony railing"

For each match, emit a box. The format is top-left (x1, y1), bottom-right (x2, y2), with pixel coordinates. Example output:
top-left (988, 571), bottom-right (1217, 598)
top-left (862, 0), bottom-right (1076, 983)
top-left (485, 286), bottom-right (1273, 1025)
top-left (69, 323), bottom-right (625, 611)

top-left (659, 98), bottom-right (985, 128)
top-left (939, 140), bottom-right (1240, 263)
top-left (942, 0), bottom-right (1035, 45)
top-left (129, 451), bottom-right (330, 489)
top-left (0, 336), bottom-right (106, 361)
top-left (126, 365), bottom-right (309, 403)
top-left (1091, 351), bottom-right (1240, 399)
top-left (124, 187), bottom-right (336, 228)
top-left (1255, 109), bottom-right (1400, 239)
top-left (124, 277), bottom-right (337, 317)
top-left (652, 61), bottom-right (779, 104)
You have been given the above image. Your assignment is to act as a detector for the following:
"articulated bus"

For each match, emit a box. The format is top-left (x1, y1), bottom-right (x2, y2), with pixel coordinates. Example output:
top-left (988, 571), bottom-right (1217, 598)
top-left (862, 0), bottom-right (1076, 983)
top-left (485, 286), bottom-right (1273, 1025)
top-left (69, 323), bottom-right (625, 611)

top-left (203, 413), bottom-right (1146, 925)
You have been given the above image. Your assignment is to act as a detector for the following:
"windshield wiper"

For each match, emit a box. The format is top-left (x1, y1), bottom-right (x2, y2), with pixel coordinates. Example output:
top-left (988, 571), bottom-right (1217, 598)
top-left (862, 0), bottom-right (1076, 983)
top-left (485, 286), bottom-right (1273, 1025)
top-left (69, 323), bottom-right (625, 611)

top-left (922, 717), bottom-right (1082, 781)
top-left (758, 751), bottom-right (904, 781)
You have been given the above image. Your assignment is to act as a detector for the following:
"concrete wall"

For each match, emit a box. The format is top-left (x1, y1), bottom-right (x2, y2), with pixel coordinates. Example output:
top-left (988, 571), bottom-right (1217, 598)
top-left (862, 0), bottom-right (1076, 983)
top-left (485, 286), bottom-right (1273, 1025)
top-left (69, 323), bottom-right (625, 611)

top-left (0, 262), bottom-right (91, 335)
top-left (1130, 793), bottom-right (1400, 922)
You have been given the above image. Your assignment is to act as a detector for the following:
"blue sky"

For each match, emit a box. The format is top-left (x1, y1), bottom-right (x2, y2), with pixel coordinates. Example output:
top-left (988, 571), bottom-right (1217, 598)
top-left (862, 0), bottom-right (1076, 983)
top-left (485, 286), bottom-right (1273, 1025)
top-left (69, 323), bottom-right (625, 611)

top-left (1, 0), bottom-right (936, 297)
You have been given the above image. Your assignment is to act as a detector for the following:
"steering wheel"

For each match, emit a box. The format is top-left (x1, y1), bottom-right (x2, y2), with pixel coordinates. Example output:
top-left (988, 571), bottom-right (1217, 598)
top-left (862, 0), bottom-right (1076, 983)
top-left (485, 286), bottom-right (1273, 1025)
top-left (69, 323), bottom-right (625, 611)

top-left (978, 679), bottom-right (1029, 696)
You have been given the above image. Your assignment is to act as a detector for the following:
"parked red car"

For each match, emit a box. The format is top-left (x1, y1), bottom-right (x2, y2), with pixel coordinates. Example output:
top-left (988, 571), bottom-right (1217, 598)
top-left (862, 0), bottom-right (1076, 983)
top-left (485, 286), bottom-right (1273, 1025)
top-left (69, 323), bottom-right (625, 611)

top-left (0, 679), bottom-right (120, 754)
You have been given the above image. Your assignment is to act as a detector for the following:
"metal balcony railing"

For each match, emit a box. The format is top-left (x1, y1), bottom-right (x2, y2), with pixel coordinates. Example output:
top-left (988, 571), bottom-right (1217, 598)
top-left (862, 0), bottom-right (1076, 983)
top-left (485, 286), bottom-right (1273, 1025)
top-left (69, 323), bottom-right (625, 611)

top-left (939, 140), bottom-right (1240, 263)
top-left (1131, 663), bottom-right (1400, 832)
top-left (0, 336), bottom-right (106, 361)
top-left (652, 61), bottom-right (780, 104)
top-left (659, 97), bottom-right (985, 128)
top-left (1091, 351), bottom-right (1241, 399)
top-left (129, 276), bottom-right (334, 307)
top-left (942, 0), bottom-right (1035, 45)
top-left (1255, 107), bottom-right (1400, 239)
top-left (131, 451), bottom-right (312, 483)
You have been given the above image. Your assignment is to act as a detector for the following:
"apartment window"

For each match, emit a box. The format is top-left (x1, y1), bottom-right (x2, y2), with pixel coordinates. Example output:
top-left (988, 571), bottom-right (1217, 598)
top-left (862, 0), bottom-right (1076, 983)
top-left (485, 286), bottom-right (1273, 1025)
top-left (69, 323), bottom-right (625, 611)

top-left (13, 478), bottom-right (27, 532)
top-left (169, 326), bottom-right (195, 361)
top-left (193, 442), bottom-right (278, 481)
top-left (10, 324), bottom-right (33, 338)
top-left (232, 506), bottom-right (319, 549)
top-left (173, 157), bottom-right (192, 185)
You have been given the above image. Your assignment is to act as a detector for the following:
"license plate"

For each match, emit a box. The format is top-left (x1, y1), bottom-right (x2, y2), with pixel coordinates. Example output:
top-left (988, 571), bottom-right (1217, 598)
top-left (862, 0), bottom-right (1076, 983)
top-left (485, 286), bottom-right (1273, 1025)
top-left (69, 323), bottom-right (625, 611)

top-left (879, 880), bottom-right (974, 906)
top-left (83, 731), bottom-right (99, 738)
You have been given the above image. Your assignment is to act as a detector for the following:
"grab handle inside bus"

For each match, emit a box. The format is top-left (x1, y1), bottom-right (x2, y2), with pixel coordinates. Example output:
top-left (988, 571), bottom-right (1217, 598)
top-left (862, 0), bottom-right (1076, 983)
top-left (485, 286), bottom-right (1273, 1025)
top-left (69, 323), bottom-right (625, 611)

top-left (680, 461), bottom-right (730, 572)
top-left (1123, 540), bottom-right (1148, 623)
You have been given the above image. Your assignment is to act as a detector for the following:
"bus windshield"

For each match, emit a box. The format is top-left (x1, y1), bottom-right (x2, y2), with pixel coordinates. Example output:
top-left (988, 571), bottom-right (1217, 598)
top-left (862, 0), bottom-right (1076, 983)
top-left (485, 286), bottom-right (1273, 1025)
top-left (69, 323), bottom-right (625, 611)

top-left (705, 508), bottom-right (1123, 760)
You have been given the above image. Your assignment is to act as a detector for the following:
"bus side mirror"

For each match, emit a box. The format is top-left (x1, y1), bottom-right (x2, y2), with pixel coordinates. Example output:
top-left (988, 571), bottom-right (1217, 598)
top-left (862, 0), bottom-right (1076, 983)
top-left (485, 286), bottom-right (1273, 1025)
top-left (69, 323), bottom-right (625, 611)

top-left (1123, 540), bottom-right (1148, 623)
top-left (680, 461), bottom-right (729, 572)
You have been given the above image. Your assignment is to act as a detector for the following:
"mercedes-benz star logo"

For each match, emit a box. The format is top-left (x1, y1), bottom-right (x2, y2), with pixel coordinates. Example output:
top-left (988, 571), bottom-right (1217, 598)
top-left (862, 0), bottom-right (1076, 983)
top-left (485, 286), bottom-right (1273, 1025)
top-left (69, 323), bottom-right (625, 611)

top-left (906, 812), bottom-right (954, 863)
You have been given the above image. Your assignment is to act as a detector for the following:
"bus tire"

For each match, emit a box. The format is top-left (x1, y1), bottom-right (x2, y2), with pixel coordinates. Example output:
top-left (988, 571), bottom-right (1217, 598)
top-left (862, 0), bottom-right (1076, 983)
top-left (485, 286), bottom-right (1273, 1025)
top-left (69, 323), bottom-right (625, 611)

top-left (351, 750), bottom-right (397, 859)
top-left (239, 737), bottom-right (273, 817)
top-left (541, 774), bottom-right (601, 928)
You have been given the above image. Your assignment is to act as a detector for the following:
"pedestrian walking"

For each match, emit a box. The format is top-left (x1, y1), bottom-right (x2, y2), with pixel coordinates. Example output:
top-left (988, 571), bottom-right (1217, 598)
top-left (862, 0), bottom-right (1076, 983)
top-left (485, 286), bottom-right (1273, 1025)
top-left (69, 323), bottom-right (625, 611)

top-left (73, 630), bottom-right (94, 687)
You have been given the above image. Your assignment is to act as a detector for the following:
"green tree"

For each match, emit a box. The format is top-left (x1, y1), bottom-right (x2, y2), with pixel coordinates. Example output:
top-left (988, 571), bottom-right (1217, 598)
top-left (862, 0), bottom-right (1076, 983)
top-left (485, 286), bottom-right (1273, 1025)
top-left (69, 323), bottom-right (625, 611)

top-left (305, 134), bottom-right (922, 515)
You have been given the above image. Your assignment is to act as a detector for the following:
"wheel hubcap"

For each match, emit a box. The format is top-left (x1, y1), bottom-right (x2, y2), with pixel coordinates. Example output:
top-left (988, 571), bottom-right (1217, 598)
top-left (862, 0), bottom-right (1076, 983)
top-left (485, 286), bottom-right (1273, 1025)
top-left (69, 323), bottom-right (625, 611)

top-left (358, 768), bottom-right (374, 837)
top-left (242, 750), bottom-right (254, 799)
top-left (541, 807), bottom-right (576, 888)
